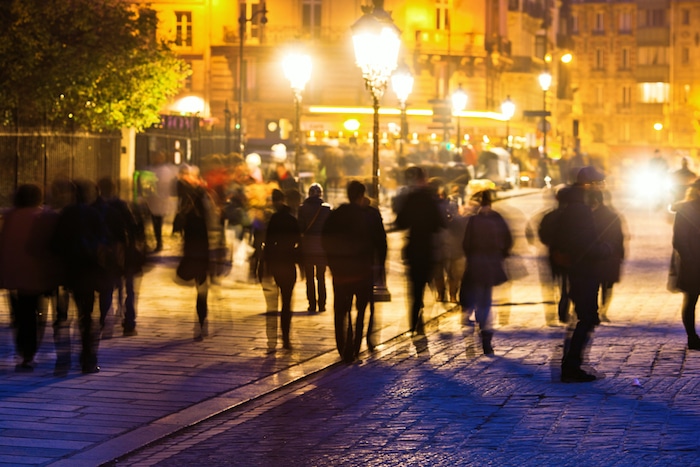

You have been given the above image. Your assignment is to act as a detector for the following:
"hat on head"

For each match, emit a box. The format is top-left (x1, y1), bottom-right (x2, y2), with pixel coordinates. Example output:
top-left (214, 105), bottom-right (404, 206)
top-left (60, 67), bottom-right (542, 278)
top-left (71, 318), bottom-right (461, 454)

top-left (576, 166), bottom-right (605, 184)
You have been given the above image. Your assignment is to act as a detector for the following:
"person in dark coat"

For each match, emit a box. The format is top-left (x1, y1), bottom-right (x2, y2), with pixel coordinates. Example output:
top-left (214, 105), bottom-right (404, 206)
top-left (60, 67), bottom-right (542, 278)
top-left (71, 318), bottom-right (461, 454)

top-left (264, 189), bottom-right (301, 349)
top-left (0, 184), bottom-right (60, 372)
top-left (589, 189), bottom-right (626, 323)
top-left (298, 183), bottom-right (331, 313)
top-left (461, 190), bottom-right (513, 354)
top-left (322, 181), bottom-right (387, 362)
top-left (51, 179), bottom-right (106, 374)
top-left (672, 178), bottom-right (700, 350)
top-left (555, 166), bottom-right (612, 382)
top-left (175, 165), bottom-right (219, 341)
top-left (394, 166), bottom-right (447, 335)
top-left (96, 177), bottom-right (145, 336)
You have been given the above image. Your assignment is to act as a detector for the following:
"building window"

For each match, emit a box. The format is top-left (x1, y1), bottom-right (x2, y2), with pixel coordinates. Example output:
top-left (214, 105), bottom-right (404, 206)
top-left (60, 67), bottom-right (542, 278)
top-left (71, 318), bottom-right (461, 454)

top-left (639, 9), bottom-right (665, 27)
top-left (175, 11), bottom-right (192, 47)
top-left (596, 84), bottom-right (604, 106)
top-left (638, 46), bottom-right (669, 65)
top-left (621, 85), bottom-right (631, 107)
top-left (239, 2), bottom-right (265, 40)
top-left (593, 12), bottom-right (605, 34)
top-left (594, 48), bottom-right (604, 70)
top-left (621, 48), bottom-right (630, 69)
top-left (682, 9), bottom-right (690, 26)
top-left (436, 0), bottom-right (450, 31)
top-left (638, 82), bottom-right (669, 103)
top-left (572, 14), bottom-right (579, 34)
top-left (682, 47), bottom-right (690, 65)
top-left (302, 0), bottom-right (321, 38)
top-left (619, 11), bottom-right (632, 33)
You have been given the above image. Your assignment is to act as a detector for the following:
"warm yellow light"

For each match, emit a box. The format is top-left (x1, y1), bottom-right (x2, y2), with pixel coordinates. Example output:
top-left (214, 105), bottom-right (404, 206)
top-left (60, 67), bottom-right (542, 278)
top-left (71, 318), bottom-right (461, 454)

top-left (539, 72), bottom-right (552, 92)
top-left (654, 122), bottom-right (663, 131)
top-left (283, 52), bottom-right (312, 93)
top-left (344, 119), bottom-right (360, 131)
top-left (561, 53), bottom-right (573, 64)
top-left (545, 53), bottom-right (552, 63)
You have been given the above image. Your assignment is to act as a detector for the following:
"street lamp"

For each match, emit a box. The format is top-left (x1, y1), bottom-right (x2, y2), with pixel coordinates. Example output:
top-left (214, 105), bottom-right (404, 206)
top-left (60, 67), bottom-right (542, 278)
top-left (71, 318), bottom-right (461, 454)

top-left (237, 3), bottom-right (268, 154)
top-left (391, 63), bottom-right (413, 163)
top-left (352, 0), bottom-right (400, 303)
top-left (501, 95), bottom-right (515, 153)
top-left (283, 51), bottom-right (312, 189)
top-left (451, 85), bottom-right (468, 154)
top-left (351, 0), bottom-right (401, 201)
top-left (538, 71), bottom-right (552, 157)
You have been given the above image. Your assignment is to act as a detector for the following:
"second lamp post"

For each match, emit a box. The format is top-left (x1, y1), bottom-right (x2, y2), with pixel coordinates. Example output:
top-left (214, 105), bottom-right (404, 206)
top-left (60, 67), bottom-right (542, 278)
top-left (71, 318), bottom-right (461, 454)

top-left (451, 85), bottom-right (468, 155)
top-left (283, 52), bottom-right (312, 188)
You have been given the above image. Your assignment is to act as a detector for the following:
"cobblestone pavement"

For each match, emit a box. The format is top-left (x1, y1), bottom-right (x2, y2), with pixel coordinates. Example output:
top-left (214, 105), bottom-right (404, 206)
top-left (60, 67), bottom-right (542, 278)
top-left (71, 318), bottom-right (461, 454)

top-left (108, 190), bottom-right (700, 467)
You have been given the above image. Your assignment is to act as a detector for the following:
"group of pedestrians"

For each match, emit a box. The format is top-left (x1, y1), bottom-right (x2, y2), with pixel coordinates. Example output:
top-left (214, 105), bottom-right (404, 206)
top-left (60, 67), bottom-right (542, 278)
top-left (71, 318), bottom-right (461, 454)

top-left (0, 177), bottom-right (145, 375)
top-left (9, 155), bottom-right (700, 385)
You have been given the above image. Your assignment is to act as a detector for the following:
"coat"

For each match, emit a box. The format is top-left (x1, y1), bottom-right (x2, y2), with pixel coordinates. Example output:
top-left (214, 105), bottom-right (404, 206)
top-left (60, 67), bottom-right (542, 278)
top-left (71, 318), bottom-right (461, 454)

top-left (672, 198), bottom-right (700, 294)
top-left (0, 206), bottom-right (60, 293)
top-left (297, 196), bottom-right (331, 261)
top-left (322, 202), bottom-right (387, 283)
top-left (462, 207), bottom-right (513, 286)
top-left (591, 204), bottom-right (625, 283)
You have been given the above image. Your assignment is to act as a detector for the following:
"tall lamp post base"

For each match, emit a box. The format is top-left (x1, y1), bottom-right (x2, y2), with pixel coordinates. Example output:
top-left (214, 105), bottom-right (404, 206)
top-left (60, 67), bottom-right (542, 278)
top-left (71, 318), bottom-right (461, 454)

top-left (373, 263), bottom-right (391, 302)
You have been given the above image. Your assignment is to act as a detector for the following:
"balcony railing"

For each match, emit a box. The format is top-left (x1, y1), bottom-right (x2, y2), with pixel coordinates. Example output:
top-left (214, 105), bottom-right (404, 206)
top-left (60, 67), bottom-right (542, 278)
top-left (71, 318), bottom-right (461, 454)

top-left (414, 30), bottom-right (489, 58)
top-left (635, 65), bottom-right (670, 82)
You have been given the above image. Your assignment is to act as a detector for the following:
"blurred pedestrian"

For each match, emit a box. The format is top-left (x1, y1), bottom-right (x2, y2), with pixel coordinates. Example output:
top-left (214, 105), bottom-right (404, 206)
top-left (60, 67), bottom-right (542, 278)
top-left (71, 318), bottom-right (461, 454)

top-left (323, 181), bottom-right (387, 362)
top-left (298, 183), bottom-right (331, 313)
top-left (460, 190), bottom-right (513, 354)
top-left (551, 166), bottom-right (612, 382)
top-left (0, 184), bottom-right (60, 372)
top-left (589, 189), bottom-right (626, 323)
top-left (145, 151), bottom-right (177, 252)
top-left (394, 166), bottom-right (447, 335)
top-left (96, 177), bottom-right (145, 337)
top-left (533, 185), bottom-right (572, 326)
top-left (269, 162), bottom-right (297, 192)
top-left (51, 179), bottom-right (107, 374)
top-left (263, 189), bottom-right (301, 349)
top-left (428, 177), bottom-right (451, 303)
top-left (671, 157), bottom-right (697, 204)
top-left (444, 198), bottom-right (468, 304)
top-left (174, 166), bottom-right (221, 341)
top-left (671, 178), bottom-right (700, 350)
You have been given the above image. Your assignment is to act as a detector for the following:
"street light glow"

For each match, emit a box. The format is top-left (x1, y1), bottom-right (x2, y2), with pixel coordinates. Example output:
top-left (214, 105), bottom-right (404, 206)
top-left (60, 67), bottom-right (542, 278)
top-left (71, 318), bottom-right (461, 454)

top-left (391, 66), bottom-right (414, 105)
top-left (283, 52), bottom-right (312, 94)
top-left (539, 72), bottom-right (552, 92)
top-left (451, 85), bottom-right (468, 114)
top-left (501, 96), bottom-right (515, 120)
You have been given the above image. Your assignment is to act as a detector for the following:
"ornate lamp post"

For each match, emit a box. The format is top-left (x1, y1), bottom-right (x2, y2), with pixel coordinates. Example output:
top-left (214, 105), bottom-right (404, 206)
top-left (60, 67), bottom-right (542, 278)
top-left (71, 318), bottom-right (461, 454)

top-left (538, 71), bottom-right (552, 157)
top-left (352, 0), bottom-right (400, 303)
top-left (451, 85), bottom-right (468, 154)
top-left (501, 95), bottom-right (515, 153)
top-left (351, 0), bottom-right (401, 201)
top-left (391, 64), bottom-right (413, 163)
top-left (237, 3), bottom-right (268, 154)
top-left (283, 52), bottom-right (312, 189)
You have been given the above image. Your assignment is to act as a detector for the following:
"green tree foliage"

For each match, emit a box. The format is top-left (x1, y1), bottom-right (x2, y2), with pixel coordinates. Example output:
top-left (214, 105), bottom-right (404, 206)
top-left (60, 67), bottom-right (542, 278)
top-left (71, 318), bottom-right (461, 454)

top-left (0, 0), bottom-right (190, 131)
